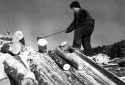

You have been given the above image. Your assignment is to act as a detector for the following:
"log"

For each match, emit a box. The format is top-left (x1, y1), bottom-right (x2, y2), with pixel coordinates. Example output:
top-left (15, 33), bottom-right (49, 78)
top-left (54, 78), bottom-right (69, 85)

top-left (55, 45), bottom-right (125, 85)
top-left (20, 50), bottom-right (70, 85)
top-left (19, 49), bottom-right (56, 85)
top-left (1, 42), bottom-right (21, 56)
top-left (50, 49), bottom-right (100, 85)
top-left (55, 47), bottom-right (84, 70)
top-left (9, 42), bottom-right (22, 55)
top-left (30, 63), bottom-right (56, 85)
top-left (75, 49), bottom-right (125, 85)
top-left (12, 31), bottom-right (24, 42)
top-left (41, 53), bottom-right (83, 85)
top-left (49, 49), bottom-right (104, 85)
top-left (48, 50), bottom-right (71, 71)
top-left (41, 52), bottom-right (72, 85)
top-left (37, 38), bottom-right (48, 53)
top-left (0, 36), bottom-right (12, 41)
top-left (3, 54), bottom-right (38, 85)
top-left (32, 52), bottom-right (70, 85)
top-left (63, 71), bottom-right (84, 85)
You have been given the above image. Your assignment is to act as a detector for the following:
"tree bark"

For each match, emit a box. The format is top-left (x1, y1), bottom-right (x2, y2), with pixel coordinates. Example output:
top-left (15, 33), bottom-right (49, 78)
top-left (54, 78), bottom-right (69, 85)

top-left (55, 47), bottom-right (84, 70)
top-left (48, 50), bottom-right (71, 71)
top-left (3, 54), bottom-right (37, 85)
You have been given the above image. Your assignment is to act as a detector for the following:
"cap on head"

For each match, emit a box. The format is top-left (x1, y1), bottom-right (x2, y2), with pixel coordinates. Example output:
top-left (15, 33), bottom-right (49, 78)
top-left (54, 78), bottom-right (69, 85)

top-left (70, 1), bottom-right (81, 9)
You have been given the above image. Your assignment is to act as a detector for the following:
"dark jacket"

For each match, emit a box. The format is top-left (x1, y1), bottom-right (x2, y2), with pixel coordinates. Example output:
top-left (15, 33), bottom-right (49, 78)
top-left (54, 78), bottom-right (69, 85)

top-left (66, 9), bottom-right (95, 34)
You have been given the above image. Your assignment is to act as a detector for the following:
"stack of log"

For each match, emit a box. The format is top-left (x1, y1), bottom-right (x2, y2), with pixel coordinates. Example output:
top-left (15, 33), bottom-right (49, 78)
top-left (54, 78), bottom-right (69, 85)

top-left (0, 31), bottom-right (125, 85)
top-left (53, 44), bottom-right (125, 84)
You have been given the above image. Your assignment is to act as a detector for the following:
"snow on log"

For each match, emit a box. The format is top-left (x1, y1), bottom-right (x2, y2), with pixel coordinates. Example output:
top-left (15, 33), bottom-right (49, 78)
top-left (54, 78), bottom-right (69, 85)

top-left (0, 53), bottom-right (8, 80)
top-left (3, 54), bottom-right (38, 85)
top-left (48, 50), bottom-right (71, 71)
top-left (12, 31), bottom-right (25, 45)
top-left (9, 42), bottom-right (22, 55)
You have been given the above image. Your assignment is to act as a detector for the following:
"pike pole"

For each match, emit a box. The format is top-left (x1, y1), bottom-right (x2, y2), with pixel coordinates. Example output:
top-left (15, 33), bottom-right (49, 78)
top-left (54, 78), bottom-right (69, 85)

top-left (37, 29), bottom-right (66, 39)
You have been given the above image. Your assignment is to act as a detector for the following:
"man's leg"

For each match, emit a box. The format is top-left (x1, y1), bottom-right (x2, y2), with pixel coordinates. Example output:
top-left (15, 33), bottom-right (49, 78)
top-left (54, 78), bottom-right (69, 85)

top-left (72, 30), bottom-right (82, 49)
top-left (82, 36), bottom-right (91, 54)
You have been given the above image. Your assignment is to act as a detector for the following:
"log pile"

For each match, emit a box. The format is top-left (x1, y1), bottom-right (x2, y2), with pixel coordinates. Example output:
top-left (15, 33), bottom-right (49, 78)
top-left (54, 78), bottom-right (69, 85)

top-left (54, 45), bottom-right (125, 85)
top-left (0, 31), bottom-right (125, 85)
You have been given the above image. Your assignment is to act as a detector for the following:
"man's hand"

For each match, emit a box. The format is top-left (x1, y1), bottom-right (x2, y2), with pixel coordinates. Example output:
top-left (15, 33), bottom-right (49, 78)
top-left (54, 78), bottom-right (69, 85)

top-left (65, 28), bottom-right (71, 33)
top-left (65, 29), bottom-right (69, 33)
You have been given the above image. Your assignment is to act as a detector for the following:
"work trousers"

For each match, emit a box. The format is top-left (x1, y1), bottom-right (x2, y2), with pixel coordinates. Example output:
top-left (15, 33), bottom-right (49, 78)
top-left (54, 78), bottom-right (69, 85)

top-left (72, 20), bottom-right (94, 53)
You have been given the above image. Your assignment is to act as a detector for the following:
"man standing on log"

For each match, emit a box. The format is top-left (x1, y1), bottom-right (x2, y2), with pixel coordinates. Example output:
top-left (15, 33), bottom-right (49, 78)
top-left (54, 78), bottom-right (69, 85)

top-left (65, 1), bottom-right (95, 54)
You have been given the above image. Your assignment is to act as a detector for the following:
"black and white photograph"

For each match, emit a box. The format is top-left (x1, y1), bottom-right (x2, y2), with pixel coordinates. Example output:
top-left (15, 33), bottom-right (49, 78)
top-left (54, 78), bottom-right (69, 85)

top-left (0, 0), bottom-right (125, 85)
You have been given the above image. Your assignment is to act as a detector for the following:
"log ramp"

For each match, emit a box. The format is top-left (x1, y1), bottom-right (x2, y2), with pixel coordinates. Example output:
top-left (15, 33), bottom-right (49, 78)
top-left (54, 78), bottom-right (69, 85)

top-left (3, 45), bottom-right (125, 85)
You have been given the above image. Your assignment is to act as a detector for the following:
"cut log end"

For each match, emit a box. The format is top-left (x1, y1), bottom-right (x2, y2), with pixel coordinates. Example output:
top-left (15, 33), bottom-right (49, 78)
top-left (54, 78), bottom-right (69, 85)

top-left (21, 78), bottom-right (37, 85)
top-left (60, 41), bottom-right (67, 47)
top-left (13, 31), bottom-right (24, 42)
top-left (37, 38), bottom-right (48, 46)
top-left (78, 65), bottom-right (84, 70)
top-left (63, 64), bottom-right (71, 71)
top-left (9, 43), bottom-right (21, 55)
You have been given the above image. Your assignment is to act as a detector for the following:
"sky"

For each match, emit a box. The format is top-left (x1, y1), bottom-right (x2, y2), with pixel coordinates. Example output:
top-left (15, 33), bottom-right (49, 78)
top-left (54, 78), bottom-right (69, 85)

top-left (0, 0), bottom-right (125, 84)
top-left (0, 0), bottom-right (125, 50)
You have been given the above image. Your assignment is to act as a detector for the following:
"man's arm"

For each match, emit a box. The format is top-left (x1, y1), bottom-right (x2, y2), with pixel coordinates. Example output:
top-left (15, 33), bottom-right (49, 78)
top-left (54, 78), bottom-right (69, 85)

top-left (65, 18), bottom-right (76, 33)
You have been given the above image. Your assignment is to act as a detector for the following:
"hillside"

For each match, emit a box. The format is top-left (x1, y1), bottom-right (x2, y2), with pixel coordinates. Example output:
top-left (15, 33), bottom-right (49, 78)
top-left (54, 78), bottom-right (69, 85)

top-left (81, 40), bottom-right (125, 59)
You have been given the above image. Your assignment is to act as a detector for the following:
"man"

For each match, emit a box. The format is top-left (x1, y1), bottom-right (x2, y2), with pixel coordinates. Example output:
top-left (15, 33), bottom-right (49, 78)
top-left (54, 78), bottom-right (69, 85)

top-left (65, 1), bottom-right (95, 54)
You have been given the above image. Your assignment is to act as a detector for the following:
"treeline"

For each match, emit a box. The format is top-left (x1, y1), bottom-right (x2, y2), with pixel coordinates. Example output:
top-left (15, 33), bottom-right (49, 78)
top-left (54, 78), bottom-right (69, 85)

top-left (81, 40), bottom-right (125, 59)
